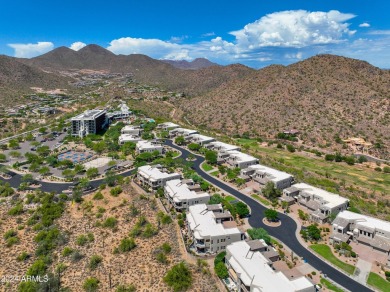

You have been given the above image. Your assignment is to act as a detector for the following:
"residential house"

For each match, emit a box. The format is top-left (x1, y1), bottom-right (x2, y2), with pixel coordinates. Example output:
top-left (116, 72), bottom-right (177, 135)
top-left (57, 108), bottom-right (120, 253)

top-left (240, 164), bottom-right (294, 190)
top-left (206, 141), bottom-right (241, 152)
top-left (169, 127), bottom-right (199, 138)
top-left (225, 240), bottom-right (315, 292)
top-left (164, 179), bottom-right (210, 211)
top-left (187, 204), bottom-right (244, 254)
top-left (121, 125), bottom-right (143, 136)
top-left (157, 122), bottom-right (180, 131)
top-left (186, 134), bottom-right (215, 146)
top-left (331, 211), bottom-right (390, 259)
top-left (219, 150), bottom-right (259, 169)
top-left (282, 183), bottom-right (349, 223)
top-left (136, 140), bottom-right (164, 154)
top-left (137, 165), bottom-right (181, 190)
top-left (118, 134), bottom-right (143, 145)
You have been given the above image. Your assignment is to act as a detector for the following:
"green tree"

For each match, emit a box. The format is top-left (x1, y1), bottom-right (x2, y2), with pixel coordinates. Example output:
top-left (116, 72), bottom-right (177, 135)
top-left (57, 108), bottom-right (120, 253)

top-left (62, 169), bottom-right (76, 180)
top-left (8, 139), bottom-right (20, 149)
top-left (235, 201), bottom-right (250, 218)
top-left (0, 153), bottom-right (6, 162)
top-left (264, 209), bottom-right (278, 222)
top-left (116, 284), bottom-right (136, 292)
top-left (262, 182), bottom-right (281, 201)
top-left (286, 144), bottom-right (295, 152)
top-left (93, 141), bottom-right (106, 154)
top-left (86, 167), bottom-right (99, 179)
top-left (37, 145), bottom-right (50, 156)
top-left (88, 255), bottom-right (103, 270)
top-left (74, 164), bottom-right (85, 174)
top-left (22, 174), bottom-right (34, 184)
top-left (247, 228), bottom-right (271, 245)
top-left (118, 238), bottom-right (136, 253)
top-left (163, 262), bottom-right (193, 292)
top-left (214, 251), bottom-right (228, 278)
top-left (39, 166), bottom-right (50, 176)
top-left (175, 136), bottom-right (185, 145)
top-left (188, 143), bottom-right (201, 151)
top-left (205, 150), bottom-right (218, 165)
top-left (83, 277), bottom-right (99, 292)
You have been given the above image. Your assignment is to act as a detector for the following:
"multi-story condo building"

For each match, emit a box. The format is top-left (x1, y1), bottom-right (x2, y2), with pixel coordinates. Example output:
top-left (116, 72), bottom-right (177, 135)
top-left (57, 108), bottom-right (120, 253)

top-left (71, 109), bottom-right (107, 138)
top-left (136, 140), bottom-right (164, 154)
top-left (118, 134), bottom-right (143, 145)
top-left (137, 165), bottom-right (181, 190)
top-left (121, 125), bottom-right (143, 135)
top-left (225, 240), bottom-right (315, 292)
top-left (219, 150), bottom-right (259, 169)
top-left (186, 134), bottom-right (215, 146)
top-left (169, 127), bottom-right (199, 137)
top-left (157, 122), bottom-right (180, 131)
top-left (240, 164), bottom-right (294, 190)
top-left (331, 211), bottom-right (390, 258)
top-left (186, 204), bottom-right (244, 254)
top-left (164, 179), bottom-right (210, 211)
top-left (282, 183), bottom-right (349, 223)
top-left (206, 141), bottom-right (241, 152)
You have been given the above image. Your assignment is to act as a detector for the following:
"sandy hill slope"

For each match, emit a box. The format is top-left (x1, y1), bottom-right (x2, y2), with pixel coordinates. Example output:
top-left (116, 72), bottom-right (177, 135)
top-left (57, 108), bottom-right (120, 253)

top-left (177, 55), bottom-right (390, 158)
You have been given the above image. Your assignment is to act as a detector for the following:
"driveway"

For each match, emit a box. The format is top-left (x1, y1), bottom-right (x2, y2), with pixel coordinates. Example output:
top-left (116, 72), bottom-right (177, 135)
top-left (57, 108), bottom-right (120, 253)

top-left (165, 140), bottom-right (372, 292)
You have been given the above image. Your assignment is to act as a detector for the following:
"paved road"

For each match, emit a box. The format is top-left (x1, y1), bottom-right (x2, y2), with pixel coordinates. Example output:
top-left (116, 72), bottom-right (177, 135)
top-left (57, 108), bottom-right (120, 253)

top-left (0, 167), bottom-right (136, 193)
top-left (0, 139), bottom-right (373, 291)
top-left (165, 140), bottom-right (372, 292)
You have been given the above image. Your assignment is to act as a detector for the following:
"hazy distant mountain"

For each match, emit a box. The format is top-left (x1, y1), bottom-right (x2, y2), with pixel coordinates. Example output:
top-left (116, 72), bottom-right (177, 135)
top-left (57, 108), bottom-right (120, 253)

top-left (162, 58), bottom-right (219, 70)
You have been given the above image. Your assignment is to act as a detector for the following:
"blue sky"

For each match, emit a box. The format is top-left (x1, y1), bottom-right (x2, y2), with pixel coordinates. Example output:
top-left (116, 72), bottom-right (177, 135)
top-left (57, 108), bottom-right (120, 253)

top-left (1, 0), bottom-right (390, 68)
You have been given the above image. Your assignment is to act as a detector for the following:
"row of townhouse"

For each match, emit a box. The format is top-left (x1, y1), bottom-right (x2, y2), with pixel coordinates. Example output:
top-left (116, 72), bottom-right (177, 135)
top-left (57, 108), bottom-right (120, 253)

top-left (226, 240), bottom-right (315, 292)
top-left (281, 183), bottom-right (349, 223)
top-left (135, 140), bottom-right (164, 154)
top-left (331, 211), bottom-right (390, 263)
top-left (137, 165), bottom-right (181, 190)
top-left (157, 122), bottom-right (350, 224)
top-left (119, 125), bottom-right (143, 145)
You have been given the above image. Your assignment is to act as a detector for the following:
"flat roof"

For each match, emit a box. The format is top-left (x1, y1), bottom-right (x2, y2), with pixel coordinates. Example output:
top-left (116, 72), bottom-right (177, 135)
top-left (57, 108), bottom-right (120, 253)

top-left (335, 210), bottom-right (390, 234)
top-left (165, 179), bottom-right (210, 202)
top-left (227, 150), bottom-right (258, 163)
top-left (138, 165), bottom-right (180, 181)
top-left (136, 140), bottom-right (163, 150)
top-left (159, 122), bottom-right (179, 128)
top-left (71, 109), bottom-right (106, 120)
top-left (187, 204), bottom-right (241, 238)
top-left (227, 241), bottom-right (314, 292)
top-left (293, 183), bottom-right (348, 209)
top-left (176, 128), bottom-right (199, 135)
top-left (119, 134), bottom-right (142, 142)
top-left (122, 125), bottom-right (141, 131)
top-left (246, 164), bottom-right (293, 182)
top-left (209, 141), bottom-right (241, 151)
top-left (190, 134), bottom-right (215, 142)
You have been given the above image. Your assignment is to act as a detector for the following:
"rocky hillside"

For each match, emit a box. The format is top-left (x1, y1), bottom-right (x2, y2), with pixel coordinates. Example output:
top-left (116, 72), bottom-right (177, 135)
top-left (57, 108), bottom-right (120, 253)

top-left (0, 55), bottom-right (71, 104)
top-left (177, 55), bottom-right (390, 159)
top-left (23, 45), bottom-right (254, 96)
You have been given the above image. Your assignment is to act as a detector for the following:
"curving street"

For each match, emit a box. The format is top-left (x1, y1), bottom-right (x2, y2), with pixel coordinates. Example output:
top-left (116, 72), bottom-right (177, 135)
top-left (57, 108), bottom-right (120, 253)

top-left (0, 140), bottom-right (373, 292)
top-left (165, 140), bottom-right (372, 292)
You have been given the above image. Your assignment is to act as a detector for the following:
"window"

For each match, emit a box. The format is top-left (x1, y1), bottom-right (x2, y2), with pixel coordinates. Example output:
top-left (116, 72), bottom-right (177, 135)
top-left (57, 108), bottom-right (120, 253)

top-left (221, 239), bottom-right (225, 242)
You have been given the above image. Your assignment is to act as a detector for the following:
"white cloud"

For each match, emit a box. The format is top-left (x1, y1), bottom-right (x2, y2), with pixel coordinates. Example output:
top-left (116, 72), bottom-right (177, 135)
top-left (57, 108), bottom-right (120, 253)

top-left (201, 32), bottom-right (215, 37)
top-left (169, 35), bottom-right (188, 43)
top-left (285, 52), bottom-right (303, 59)
top-left (359, 23), bottom-right (370, 28)
top-left (8, 41), bottom-right (54, 58)
top-left (368, 30), bottom-right (390, 35)
top-left (162, 49), bottom-right (192, 61)
top-left (230, 10), bottom-right (356, 49)
top-left (70, 41), bottom-right (86, 51)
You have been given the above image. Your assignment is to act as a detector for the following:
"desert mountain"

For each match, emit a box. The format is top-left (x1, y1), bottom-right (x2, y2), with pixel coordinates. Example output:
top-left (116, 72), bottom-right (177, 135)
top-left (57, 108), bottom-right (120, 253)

top-left (0, 55), bottom-right (70, 103)
top-left (162, 58), bottom-right (219, 70)
top-left (23, 44), bottom-right (254, 96)
top-left (177, 54), bottom-right (390, 158)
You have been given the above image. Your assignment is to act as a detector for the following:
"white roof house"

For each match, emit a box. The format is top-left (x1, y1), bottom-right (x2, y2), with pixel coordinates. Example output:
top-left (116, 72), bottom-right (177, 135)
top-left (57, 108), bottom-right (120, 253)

top-left (136, 140), bottom-right (163, 154)
top-left (187, 134), bottom-right (215, 145)
top-left (284, 183), bottom-right (349, 223)
top-left (207, 141), bottom-right (241, 152)
top-left (226, 241), bottom-right (315, 292)
top-left (241, 164), bottom-right (294, 190)
top-left (157, 122), bottom-right (180, 130)
top-left (137, 165), bottom-right (181, 190)
top-left (331, 211), bottom-right (390, 253)
top-left (118, 134), bottom-right (143, 144)
top-left (187, 204), bottom-right (243, 254)
top-left (164, 179), bottom-right (210, 211)
top-left (223, 150), bottom-right (259, 169)
top-left (121, 125), bottom-right (142, 135)
top-left (175, 128), bottom-right (199, 137)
